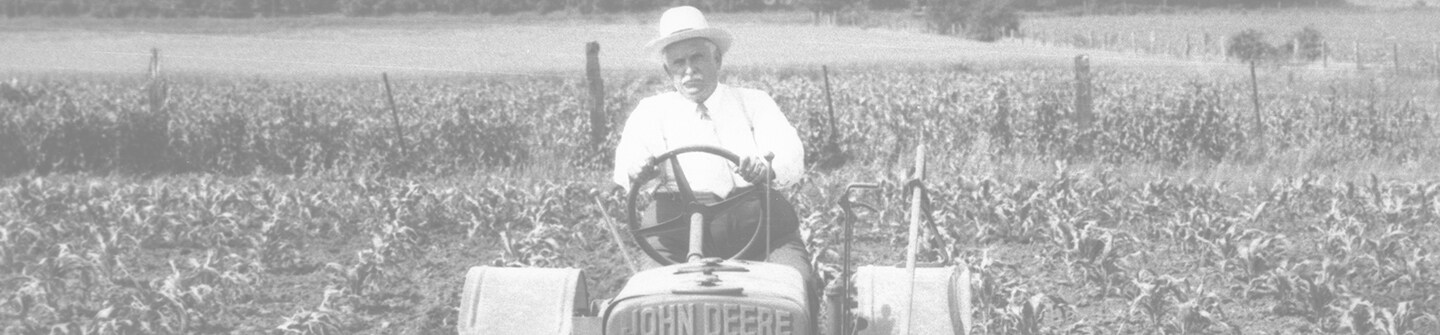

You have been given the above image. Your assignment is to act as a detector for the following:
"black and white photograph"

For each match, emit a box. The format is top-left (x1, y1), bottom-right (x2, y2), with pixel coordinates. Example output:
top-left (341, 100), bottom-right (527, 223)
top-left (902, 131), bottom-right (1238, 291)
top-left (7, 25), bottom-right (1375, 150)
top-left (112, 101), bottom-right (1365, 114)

top-left (2, 0), bottom-right (1439, 334)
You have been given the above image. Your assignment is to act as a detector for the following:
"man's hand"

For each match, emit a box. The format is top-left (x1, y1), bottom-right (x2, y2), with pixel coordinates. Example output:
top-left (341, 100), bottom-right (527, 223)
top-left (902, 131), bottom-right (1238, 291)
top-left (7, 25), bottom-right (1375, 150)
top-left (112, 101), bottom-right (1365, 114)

top-left (628, 157), bottom-right (661, 184)
top-left (736, 155), bottom-right (775, 184)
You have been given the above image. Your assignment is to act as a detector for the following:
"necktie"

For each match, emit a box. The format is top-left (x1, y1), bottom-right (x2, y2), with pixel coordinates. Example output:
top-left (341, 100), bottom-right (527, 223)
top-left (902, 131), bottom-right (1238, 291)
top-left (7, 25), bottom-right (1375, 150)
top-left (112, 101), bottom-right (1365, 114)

top-left (699, 102), bottom-right (736, 194)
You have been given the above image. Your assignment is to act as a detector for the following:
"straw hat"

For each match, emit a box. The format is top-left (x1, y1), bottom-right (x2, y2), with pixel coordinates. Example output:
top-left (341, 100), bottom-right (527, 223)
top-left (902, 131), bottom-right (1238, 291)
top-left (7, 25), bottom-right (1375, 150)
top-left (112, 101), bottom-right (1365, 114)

top-left (645, 6), bottom-right (732, 58)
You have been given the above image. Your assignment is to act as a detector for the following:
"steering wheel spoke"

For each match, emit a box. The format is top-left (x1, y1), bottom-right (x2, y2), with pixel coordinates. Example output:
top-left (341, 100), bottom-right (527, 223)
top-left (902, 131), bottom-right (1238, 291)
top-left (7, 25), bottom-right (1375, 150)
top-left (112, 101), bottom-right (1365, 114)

top-left (627, 145), bottom-right (766, 266)
top-left (634, 215), bottom-right (690, 238)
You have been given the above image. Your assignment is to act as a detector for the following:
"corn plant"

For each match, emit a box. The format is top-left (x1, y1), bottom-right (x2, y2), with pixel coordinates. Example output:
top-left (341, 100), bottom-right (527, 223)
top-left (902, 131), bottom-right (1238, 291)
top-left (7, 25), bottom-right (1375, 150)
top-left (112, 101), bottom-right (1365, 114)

top-left (1129, 271), bottom-right (1185, 331)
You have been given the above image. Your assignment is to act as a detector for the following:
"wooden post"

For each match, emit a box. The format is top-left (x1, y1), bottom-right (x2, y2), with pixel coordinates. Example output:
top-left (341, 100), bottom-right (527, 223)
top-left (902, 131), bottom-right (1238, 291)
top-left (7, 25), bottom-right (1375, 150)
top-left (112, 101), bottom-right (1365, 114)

top-left (1203, 32), bottom-right (1211, 59)
top-left (1322, 41), bottom-right (1329, 67)
top-left (1249, 62), bottom-right (1263, 145)
top-left (585, 42), bottom-right (607, 151)
top-left (822, 65), bottom-right (838, 153)
top-left (1209, 34), bottom-right (1221, 60)
top-left (382, 73), bottom-right (407, 156)
top-left (1433, 42), bottom-right (1439, 77)
top-left (1185, 34), bottom-right (1192, 59)
top-left (1432, 42), bottom-right (1439, 78)
top-left (1074, 55), bottom-right (1093, 130)
top-left (1148, 30), bottom-right (1156, 53)
top-left (149, 48), bottom-right (161, 79)
top-left (1355, 41), bottom-right (1363, 70)
top-left (1393, 42), bottom-right (1400, 72)
top-left (147, 48), bottom-right (165, 115)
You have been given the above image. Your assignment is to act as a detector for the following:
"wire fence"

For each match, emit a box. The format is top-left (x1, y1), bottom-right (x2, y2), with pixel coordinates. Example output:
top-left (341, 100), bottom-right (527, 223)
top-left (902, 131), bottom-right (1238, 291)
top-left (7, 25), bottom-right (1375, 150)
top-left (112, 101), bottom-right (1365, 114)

top-left (1019, 27), bottom-right (1440, 77)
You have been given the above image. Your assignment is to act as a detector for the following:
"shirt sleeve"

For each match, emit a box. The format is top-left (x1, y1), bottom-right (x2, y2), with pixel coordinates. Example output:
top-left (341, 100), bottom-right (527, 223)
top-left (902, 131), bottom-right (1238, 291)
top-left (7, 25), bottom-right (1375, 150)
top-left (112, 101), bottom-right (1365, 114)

top-left (613, 98), bottom-right (661, 192)
top-left (747, 91), bottom-right (805, 188)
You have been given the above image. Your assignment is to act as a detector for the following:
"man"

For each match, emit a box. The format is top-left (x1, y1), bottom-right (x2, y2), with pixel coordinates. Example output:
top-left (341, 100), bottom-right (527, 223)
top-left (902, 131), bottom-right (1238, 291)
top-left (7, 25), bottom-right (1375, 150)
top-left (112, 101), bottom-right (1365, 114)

top-left (612, 6), bottom-right (810, 280)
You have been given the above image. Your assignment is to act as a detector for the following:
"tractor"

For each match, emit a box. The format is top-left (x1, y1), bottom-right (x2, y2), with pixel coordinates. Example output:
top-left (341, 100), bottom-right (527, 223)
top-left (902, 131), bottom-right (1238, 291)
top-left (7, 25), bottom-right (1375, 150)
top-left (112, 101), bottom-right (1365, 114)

top-left (458, 145), bottom-right (972, 335)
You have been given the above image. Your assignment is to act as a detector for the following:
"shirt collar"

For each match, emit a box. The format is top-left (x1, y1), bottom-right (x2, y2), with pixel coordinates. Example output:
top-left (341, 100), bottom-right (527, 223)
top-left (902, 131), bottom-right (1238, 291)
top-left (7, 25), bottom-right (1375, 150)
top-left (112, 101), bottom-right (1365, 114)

top-left (689, 83), bottom-right (727, 110)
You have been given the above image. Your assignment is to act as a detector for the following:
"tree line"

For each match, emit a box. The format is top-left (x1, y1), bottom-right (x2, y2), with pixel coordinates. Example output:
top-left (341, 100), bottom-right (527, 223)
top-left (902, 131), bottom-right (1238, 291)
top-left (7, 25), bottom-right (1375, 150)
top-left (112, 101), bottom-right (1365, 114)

top-left (1, 0), bottom-right (814, 17)
top-left (1012, 0), bottom-right (1347, 13)
top-left (2, 0), bottom-right (1347, 18)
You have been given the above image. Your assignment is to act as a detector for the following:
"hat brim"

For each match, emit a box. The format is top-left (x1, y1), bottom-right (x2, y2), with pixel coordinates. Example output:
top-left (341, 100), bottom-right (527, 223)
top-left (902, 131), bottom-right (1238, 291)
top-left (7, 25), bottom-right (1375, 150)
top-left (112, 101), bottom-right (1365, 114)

top-left (645, 28), bottom-right (732, 61)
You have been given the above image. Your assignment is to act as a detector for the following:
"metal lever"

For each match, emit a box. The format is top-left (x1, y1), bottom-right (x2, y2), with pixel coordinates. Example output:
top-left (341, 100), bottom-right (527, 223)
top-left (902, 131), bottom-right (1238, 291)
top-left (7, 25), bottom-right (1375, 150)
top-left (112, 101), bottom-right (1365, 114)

top-left (834, 182), bottom-right (880, 335)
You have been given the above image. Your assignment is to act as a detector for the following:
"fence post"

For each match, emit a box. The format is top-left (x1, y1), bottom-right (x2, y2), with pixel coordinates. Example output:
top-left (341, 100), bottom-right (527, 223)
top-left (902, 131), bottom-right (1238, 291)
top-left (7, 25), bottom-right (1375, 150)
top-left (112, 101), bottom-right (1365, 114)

top-left (146, 48), bottom-right (166, 115)
top-left (1433, 42), bottom-right (1439, 79)
top-left (1322, 41), bottom-right (1328, 67)
top-left (1185, 34), bottom-right (1192, 59)
top-left (1433, 42), bottom-right (1439, 77)
top-left (1202, 32), bottom-right (1211, 59)
top-left (1148, 30), bottom-right (1156, 53)
top-left (1216, 34), bottom-right (1224, 60)
top-left (149, 48), bottom-right (161, 78)
top-left (1074, 55), bottom-right (1093, 130)
top-left (1393, 42), bottom-right (1400, 72)
top-left (382, 73), bottom-right (407, 158)
top-left (1355, 41), bottom-right (1363, 70)
top-left (1249, 61), bottom-right (1263, 149)
top-left (585, 41), bottom-right (608, 152)
top-left (1130, 31), bottom-right (1137, 52)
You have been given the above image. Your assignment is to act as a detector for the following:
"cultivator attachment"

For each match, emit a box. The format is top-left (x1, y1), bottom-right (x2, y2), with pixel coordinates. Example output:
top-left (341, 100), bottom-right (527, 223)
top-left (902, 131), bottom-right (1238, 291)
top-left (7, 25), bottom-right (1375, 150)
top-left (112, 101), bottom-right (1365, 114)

top-left (458, 267), bottom-right (590, 335)
top-left (834, 145), bottom-right (974, 335)
top-left (851, 265), bottom-right (972, 335)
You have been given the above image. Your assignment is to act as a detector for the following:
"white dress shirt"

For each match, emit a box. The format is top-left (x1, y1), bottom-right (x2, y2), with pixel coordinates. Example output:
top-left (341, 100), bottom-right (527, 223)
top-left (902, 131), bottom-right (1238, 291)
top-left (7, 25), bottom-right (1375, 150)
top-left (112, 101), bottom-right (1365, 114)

top-left (613, 83), bottom-right (804, 198)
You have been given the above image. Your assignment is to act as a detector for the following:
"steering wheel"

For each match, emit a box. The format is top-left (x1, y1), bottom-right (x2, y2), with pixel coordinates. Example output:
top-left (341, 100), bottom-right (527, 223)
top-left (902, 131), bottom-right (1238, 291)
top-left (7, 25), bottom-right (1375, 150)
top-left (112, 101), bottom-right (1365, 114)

top-left (626, 145), bottom-right (769, 266)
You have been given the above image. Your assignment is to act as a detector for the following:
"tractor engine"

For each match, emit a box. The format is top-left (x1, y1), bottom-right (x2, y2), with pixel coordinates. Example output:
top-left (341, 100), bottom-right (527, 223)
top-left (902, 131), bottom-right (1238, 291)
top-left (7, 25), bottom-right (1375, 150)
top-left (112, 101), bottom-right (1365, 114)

top-left (603, 259), bottom-right (811, 335)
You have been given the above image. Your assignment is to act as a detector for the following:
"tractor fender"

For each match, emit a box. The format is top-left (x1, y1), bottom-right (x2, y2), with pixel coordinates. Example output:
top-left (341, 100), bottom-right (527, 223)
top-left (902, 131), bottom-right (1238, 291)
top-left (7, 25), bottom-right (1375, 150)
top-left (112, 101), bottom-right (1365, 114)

top-left (852, 265), bottom-right (973, 335)
top-left (458, 266), bottom-right (588, 335)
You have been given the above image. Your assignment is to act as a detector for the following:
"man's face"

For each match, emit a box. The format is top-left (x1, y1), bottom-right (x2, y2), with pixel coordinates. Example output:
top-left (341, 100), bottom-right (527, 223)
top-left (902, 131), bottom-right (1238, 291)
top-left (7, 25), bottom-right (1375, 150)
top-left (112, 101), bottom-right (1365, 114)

top-left (662, 38), bottom-right (722, 103)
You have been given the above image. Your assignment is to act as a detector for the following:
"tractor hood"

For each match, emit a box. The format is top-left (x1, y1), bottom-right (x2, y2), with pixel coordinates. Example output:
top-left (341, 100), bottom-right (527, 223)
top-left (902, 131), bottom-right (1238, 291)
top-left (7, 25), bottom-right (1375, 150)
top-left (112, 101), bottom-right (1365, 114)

top-left (603, 259), bottom-right (811, 335)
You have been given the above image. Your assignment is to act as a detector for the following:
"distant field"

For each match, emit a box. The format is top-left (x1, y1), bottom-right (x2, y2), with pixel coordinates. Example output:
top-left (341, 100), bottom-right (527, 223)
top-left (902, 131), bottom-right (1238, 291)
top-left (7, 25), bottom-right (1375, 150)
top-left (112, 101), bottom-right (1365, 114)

top-left (6, 9), bottom-right (1438, 80)
top-left (0, 12), bottom-right (1274, 79)
top-left (1025, 9), bottom-right (1440, 67)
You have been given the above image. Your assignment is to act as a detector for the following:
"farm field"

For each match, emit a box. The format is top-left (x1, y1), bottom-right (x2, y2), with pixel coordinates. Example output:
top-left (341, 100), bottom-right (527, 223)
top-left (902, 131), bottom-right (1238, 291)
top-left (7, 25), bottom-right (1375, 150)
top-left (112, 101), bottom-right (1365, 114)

top-left (4, 165), bottom-right (1440, 334)
top-left (0, 13), bottom-right (1077, 78)
top-left (1024, 8), bottom-right (1440, 69)
top-left (0, 10), bottom-right (1341, 79)
top-left (3, 8), bottom-right (1440, 335)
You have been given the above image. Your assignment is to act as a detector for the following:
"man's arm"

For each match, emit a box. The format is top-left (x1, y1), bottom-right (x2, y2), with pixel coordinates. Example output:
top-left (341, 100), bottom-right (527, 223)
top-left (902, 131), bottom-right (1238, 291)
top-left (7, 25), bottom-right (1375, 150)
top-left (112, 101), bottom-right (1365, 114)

top-left (747, 91), bottom-right (804, 187)
top-left (613, 99), bottom-right (661, 192)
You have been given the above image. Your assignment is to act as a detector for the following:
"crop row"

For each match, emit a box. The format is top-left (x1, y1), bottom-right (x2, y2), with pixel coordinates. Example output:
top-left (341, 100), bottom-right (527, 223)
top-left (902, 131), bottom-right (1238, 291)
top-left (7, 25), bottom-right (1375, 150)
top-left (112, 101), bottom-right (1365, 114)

top-left (2, 171), bottom-right (1437, 333)
top-left (2, 67), bottom-right (1434, 176)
